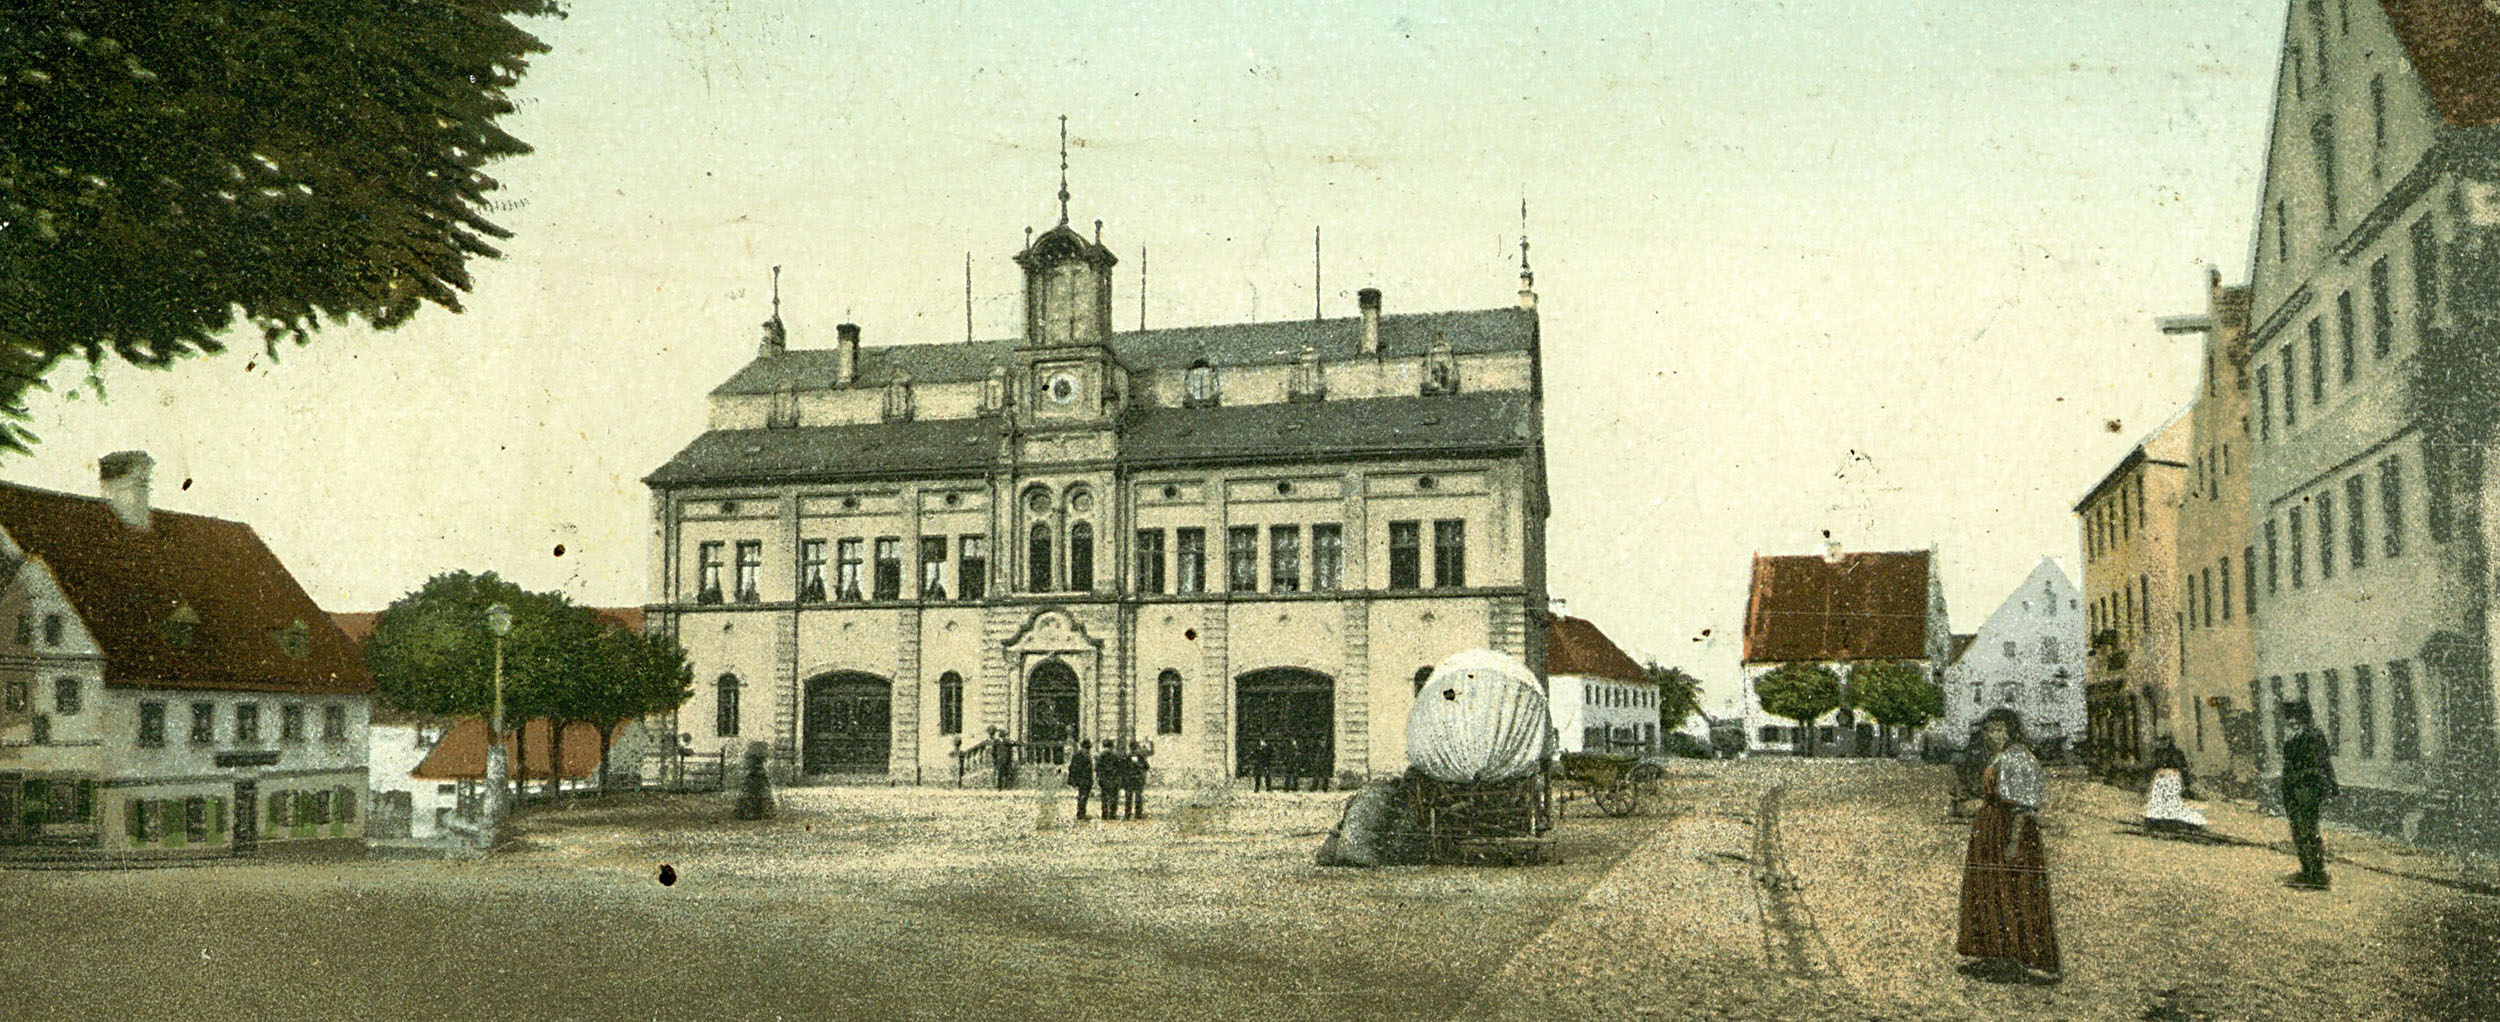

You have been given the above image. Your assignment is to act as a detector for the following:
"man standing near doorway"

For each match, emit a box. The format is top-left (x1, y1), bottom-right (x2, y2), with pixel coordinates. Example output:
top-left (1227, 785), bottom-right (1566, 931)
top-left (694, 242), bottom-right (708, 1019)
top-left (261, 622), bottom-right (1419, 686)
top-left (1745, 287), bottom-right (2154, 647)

top-left (1068, 739), bottom-right (1097, 821)
top-left (2278, 700), bottom-right (2340, 889)
top-left (1249, 738), bottom-right (1273, 793)
top-left (1099, 740), bottom-right (1126, 820)
top-left (1125, 739), bottom-right (1154, 820)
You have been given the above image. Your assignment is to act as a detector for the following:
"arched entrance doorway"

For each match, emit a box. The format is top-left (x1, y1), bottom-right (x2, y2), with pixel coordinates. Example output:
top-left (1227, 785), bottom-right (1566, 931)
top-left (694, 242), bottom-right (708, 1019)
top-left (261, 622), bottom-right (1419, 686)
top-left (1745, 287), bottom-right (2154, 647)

top-left (803, 672), bottom-right (892, 775)
top-left (1026, 658), bottom-right (1080, 763)
top-left (1236, 668), bottom-right (1333, 779)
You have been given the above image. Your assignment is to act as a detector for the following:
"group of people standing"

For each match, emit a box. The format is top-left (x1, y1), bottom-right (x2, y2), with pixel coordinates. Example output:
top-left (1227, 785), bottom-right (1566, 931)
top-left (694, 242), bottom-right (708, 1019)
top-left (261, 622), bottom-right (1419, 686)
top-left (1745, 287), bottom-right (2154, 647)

top-left (1954, 699), bottom-right (2346, 985)
top-left (1065, 738), bottom-right (1153, 821)
top-left (1243, 737), bottom-right (1333, 792)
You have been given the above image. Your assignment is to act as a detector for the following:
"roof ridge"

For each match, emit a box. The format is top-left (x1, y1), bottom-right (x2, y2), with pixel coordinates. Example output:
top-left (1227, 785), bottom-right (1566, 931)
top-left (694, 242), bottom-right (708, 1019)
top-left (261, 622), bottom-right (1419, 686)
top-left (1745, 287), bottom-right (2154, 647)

top-left (0, 477), bottom-right (250, 529)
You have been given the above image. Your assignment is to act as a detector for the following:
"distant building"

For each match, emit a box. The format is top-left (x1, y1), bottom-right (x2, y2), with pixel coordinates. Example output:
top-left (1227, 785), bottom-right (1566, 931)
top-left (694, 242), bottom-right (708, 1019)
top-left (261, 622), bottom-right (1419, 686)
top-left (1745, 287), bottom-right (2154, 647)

top-left (0, 453), bottom-right (372, 857)
top-left (1546, 615), bottom-right (1660, 755)
top-left (2162, 273), bottom-right (2263, 792)
top-left (1740, 544), bottom-right (1952, 756)
top-left (2075, 411), bottom-right (2192, 778)
top-left (2242, 0), bottom-right (2500, 845)
top-left (644, 178), bottom-right (1549, 786)
top-left (1940, 558), bottom-right (2087, 751)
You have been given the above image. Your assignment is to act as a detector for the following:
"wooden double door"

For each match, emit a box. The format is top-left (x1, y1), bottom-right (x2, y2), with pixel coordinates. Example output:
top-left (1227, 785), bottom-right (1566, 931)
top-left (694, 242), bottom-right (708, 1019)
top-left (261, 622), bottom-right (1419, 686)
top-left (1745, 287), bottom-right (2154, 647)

top-left (804, 673), bottom-right (893, 775)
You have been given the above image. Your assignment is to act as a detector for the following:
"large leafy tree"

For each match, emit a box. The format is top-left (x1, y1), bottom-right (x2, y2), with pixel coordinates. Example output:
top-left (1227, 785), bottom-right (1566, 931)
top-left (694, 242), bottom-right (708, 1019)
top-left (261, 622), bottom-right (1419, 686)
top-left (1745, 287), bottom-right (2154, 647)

top-left (0, 1), bottom-right (560, 450)
top-left (1754, 663), bottom-right (1841, 756)
top-left (1645, 661), bottom-right (1703, 736)
top-left (1848, 660), bottom-right (1941, 757)
top-left (364, 571), bottom-right (690, 795)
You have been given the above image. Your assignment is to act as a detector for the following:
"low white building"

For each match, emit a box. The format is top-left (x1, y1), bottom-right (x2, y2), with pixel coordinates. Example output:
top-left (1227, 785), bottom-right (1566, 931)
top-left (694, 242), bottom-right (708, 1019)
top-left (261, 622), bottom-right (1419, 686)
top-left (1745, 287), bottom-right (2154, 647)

top-left (1546, 615), bottom-right (1661, 755)
top-left (1941, 557), bottom-right (2088, 750)
top-left (365, 722), bottom-right (458, 840)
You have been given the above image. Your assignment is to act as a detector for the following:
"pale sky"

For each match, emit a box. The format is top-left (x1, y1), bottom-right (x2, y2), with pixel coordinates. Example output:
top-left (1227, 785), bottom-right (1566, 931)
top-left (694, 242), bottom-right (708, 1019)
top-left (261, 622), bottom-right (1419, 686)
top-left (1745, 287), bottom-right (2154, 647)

top-left (9, 0), bottom-right (2287, 713)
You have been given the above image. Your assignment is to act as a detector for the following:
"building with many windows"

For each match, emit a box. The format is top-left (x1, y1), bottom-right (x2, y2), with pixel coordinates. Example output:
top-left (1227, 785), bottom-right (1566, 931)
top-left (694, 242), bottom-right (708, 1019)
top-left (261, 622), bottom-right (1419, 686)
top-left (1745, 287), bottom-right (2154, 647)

top-left (1940, 558), bottom-right (2086, 752)
top-left (1545, 615), bottom-right (1660, 755)
top-left (2075, 411), bottom-right (2191, 777)
top-left (2240, 0), bottom-right (2500, 843)
top-left (0, 453), bottom-right (373, 856)
top-left (644, 185), bottom-right (1549, 786)
top-left (2161, 272), bottom-right (2265, 792)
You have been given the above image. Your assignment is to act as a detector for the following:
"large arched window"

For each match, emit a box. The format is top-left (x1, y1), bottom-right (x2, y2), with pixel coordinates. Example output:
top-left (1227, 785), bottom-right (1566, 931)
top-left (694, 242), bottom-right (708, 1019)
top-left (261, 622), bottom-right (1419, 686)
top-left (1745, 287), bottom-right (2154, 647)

top-left (715, 673), bottom-right (742, 738)
top-left (1028, 523), bottom-right (1054, 592)
top-left (937, 671), bottom-right (964, 735)
top-left (1068, 522), bottom-right (1094, 591)
top-left (1156, 669), bottom-right (1184, 734)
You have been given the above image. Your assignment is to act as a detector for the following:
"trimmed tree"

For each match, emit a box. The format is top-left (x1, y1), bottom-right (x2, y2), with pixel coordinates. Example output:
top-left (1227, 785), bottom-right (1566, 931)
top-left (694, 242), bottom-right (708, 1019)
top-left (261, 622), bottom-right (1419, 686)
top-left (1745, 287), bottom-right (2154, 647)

top-left (1849, 660), bottom-right (1942, 757)
top-left (0, 2), bottom-right (559, 450)
top-left (1646, 662), bottom-right (1704, 737)
top-left (1754, 663), bottom-right (1842, 756)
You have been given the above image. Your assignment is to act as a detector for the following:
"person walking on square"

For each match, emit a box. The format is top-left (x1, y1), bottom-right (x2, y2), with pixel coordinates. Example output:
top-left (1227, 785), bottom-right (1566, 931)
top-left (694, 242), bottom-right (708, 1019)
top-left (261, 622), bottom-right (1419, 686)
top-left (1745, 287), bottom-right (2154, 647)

top-left (2278, 700), bottom-right (2341, 889)
top-left (1250, 738), bottom-right (1273, 792)
top-left (1956, 708), bottom-right (2060, 983)
top-left (1307, 737), bottom-right (1331, 792)
top-left (1099, 739), bottom-right (1126, 820)
top-left (1125, 739), bottom-right (1154, 820)
top-left (1068, 738), bottom-right (1097, 821)
top-left (2142, 731), bottom-right (2207, 835)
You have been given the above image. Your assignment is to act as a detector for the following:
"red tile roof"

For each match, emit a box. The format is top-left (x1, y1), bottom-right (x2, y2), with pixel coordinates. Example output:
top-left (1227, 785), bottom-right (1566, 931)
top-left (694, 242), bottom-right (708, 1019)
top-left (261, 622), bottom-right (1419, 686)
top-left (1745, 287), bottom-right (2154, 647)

top-left (0, 481), bottom-right (372, 695)
top-left (411, 718), bottom-right (609, 781)
top-left (1545, 615), bottom-right (1650, 684)
top-left (2382, 0), bottom-right (2500, 127)
top-left (1742, 550), bottom-right (1935, 664)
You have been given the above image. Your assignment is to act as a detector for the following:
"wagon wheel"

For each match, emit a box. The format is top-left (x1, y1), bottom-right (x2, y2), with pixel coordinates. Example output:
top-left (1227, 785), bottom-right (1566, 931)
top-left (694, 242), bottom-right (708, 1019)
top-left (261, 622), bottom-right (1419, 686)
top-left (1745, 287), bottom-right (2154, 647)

top-left (1627, 761), bottom-right (1666, 784)
top-left (1595, 781), bottom-right (1639, 817)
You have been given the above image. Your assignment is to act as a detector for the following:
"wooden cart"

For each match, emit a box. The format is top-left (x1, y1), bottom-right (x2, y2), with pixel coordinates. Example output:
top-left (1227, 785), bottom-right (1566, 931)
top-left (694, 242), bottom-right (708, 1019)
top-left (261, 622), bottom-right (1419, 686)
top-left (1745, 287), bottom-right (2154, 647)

top-left (1402, 770), bottom-right (1555, 865)
top-left (1555, 752), bottom-right (1667, 817)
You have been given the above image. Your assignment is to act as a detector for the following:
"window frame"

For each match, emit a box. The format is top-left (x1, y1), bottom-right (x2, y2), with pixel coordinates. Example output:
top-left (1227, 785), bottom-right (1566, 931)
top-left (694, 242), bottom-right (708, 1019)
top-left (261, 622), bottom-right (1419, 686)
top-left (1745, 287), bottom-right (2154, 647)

top-left (1226, 526), bottom-right (1259, 593)
top-left (1433, 519), bottom-right (1467, 589)
top-left (1387, 521), bottom-right (1422, 591)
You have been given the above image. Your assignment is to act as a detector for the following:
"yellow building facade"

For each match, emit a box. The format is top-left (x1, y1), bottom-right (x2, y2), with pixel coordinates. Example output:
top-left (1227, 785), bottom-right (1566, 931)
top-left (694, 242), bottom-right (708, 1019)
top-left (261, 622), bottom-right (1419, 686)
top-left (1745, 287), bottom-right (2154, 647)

top-left (645, 196), bottom-right (1549, 786)
top-left (2163, 274), bottom-right (2262, 790)
top-left (2075, 413), bottom-right (2191, 777)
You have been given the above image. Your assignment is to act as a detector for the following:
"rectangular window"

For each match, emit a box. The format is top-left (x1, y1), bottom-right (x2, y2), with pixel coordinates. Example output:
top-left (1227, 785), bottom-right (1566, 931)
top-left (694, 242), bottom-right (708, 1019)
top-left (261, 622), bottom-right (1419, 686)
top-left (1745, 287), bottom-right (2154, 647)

top-left (1028, 524), bottom-right (1053, 593)
top-left (2275, 200), bottom-right (2291, 263)
top-left (2265, 521), bottom-right (2281, 594)
top-left (1134, 529), bottom-right (1166, 595)
top-left (734, 541), bottom-right (763, 603)
top-left (323, 704), bottom-right (346, 742)
top-left (2345, 475), bottom-right (2369, 571)
top-left (716, 676), bottom-right (740, 737)
top-left (959, 535), bottom-right (988, 600)
top-left (696, 542), bottom-right (724, 602)
top-left (2256, 368), bottom-right (2274, 442)
top-left (235, 703), bottom-right (261, 744)
top-left (281, 704), bottom-right (305, 743)
top-left (2370, 74), bottom-right (2387, 170)
top-left (1433, 520), bottom-right (1467, 588)
top-left (1068, 524), bottom-right (1093, 592)
top-left (2201, 568), bottom-right (2215, 628)
top-left (138, 701), bottom-right (165, 747)
top-left (2336, 291), bottom-right (2356, 382)
top-left (2353, 663), bottom-right (2376, 758)
top-left (2307, 320), bottom-right (2326, 405)
top-left (919, 536), bottom-right (949, 600)
top-left (2381, 457), bottom-right (2406, 557)
top-left (836, 539), bottom-right (864, 601)
top-left (2411, 217), bottom-right (2441, 340)
top-left (800, 539), bottom-right (828, 603)
top-left (2039, 636), bottom-right (2059, 661)
top-left (1156, 672), bottom-right (1184, 735)
top-left (2281, 346), bottom-right (2299, 428)
top-left (1388, 521), bottom-right (1422, 590)
top-left (2317, 492), bottom-right (2336, 580)
top-left (1269, 526), bottom-right (1301, 593)
top-left (2314, 118), bottom-right (2340, 228)
top-left (1227, 526), bottom-right (1259, 593)
top-left (2389, 659), bottom-right (2421, 761)
top-left (873, 538), bottom-right (902, 601)
top-left (2003, 640), bottom-right (2019, 659)
top-left (2289, 508), bottom-right (2307, 588)
top-left (938, 674), bottom-right (964, 736)
top-left (53, 676), bottom-right (79, 715)
top-left (1311, 524), bottom-right (1344, 591)
top-left (2369, 257), bottom-right (2393, 358)
top-left (1174, 529), bottom-right (1205, 595)
top-left (2323, 668), bottom-right (2343, 749)
top-left (2223, 556), bottom-right (2237, 621)
top-left (190, 702), bottom-right (216, 745)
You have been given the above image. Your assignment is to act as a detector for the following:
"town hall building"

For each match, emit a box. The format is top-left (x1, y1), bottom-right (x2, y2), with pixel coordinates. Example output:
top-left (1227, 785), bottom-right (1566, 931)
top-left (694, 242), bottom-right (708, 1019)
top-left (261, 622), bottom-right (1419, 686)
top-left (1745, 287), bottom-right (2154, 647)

top-left (644, 176), bottom-right (1550, 786)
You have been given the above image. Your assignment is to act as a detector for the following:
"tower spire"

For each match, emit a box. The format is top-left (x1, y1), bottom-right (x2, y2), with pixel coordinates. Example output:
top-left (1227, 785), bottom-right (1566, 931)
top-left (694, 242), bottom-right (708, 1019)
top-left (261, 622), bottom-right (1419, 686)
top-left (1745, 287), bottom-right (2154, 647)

top-left (1057, 115), bottom-right (1071, 226)
top-left (758, 264), bottom-right (787, 356)
top-left (1517, 194), bottom-right (1537, 310)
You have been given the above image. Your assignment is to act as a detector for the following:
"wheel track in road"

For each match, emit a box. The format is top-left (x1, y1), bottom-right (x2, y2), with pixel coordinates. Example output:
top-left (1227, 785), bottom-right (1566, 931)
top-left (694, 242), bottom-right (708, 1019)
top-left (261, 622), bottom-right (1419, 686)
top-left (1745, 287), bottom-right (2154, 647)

top-left (1749, 783), bottom-right (1848, 983)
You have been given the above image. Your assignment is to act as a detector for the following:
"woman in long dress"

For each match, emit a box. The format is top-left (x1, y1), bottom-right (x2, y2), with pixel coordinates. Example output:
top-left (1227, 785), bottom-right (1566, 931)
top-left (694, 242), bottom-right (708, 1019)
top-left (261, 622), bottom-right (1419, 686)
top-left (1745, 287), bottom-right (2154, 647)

top-left (1956, 707), bottom-right (2060, 981)
top-left (2142, 732), bottom-right (2208, 834)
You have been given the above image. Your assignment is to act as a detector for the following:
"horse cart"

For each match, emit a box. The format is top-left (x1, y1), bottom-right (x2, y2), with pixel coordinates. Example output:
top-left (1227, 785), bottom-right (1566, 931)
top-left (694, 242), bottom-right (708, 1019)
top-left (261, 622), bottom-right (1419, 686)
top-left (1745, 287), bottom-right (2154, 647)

top-left (1554, 752), bottom-right (1667, 817)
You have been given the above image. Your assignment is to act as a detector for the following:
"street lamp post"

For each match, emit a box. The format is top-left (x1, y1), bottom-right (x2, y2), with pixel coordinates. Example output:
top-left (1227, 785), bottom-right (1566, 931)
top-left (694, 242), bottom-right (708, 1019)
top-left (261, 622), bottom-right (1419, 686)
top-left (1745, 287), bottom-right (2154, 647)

top-left (483, 602), bottom-right (514, 849)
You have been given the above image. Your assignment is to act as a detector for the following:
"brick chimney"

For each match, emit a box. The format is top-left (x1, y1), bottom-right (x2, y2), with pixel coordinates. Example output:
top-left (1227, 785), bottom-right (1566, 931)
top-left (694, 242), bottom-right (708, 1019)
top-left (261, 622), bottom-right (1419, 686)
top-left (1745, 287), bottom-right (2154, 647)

top-left (836, 323), bottom-right (861, 385)
top-left (1358, 288), bottom-right (1382, 355)
top-left (99, 451), bottom-right (153, 530)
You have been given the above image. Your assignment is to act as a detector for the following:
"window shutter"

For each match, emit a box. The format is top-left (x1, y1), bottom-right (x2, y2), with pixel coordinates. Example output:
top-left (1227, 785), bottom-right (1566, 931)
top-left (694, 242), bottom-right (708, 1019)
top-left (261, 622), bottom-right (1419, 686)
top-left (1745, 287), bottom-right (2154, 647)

top-left (125, 800), bottom-right (146, 844)
top-left (211, 797), bottom-right (226, 837)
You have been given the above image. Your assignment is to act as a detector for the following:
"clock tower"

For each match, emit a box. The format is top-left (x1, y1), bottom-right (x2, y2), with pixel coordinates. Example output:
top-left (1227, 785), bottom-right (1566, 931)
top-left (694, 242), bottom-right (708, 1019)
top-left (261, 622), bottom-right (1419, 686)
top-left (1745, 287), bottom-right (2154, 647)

top-left (1014, 119), bottom-right (1121, 427)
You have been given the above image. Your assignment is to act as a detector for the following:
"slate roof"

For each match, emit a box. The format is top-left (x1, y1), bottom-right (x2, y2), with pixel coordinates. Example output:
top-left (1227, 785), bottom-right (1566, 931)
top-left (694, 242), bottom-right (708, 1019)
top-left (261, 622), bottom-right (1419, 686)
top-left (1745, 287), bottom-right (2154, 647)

top-left (0, 481), bottom-right (373, 695)
top-left (1546, 615), bottom-right (1651, 684)
top-left (711, 307), bottom-right (1536, 395)
top-left (1742, 550), bottom-right (1936, 664)
top-left (650, 392), bottom-right (1533, 485)
top-left (2381, 0), bottom-right (2500, 127)
top-left (410, 717), bottom-right (607, 781)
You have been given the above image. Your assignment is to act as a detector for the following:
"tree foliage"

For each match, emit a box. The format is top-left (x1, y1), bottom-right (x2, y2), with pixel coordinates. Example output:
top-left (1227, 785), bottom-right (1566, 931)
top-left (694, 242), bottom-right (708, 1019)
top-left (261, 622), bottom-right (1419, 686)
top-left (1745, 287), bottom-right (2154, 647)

top-left (1850, 660), bottom-right (1941, 731)
top-left (1645, 662), bottom-right (1703, 735)
top-left (0, 1), bottom-right (560, 450)
top-left (1754, 663), bottom-right (1841, 753)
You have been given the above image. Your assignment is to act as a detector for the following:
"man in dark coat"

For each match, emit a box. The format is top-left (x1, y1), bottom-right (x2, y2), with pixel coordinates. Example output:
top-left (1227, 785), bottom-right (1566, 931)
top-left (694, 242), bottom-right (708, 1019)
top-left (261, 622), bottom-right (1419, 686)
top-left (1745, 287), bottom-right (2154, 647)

top-left (1249, 738), bottom-right (1273, 793)
top-left (2278, 700), bottom-right (2340, 889)
top-left (1278, 739), bottom-right (1302, 792)
top-left (1125, 739), bottom-right (1153, 820)
top-left (1098, 740), bottom-right (1126, 820)
top-left (988, 727), bottom-right (1018, 790)
top-left (1307, 738), bottom-right (1331, 792)
top-left (1068, 739), bottom-right (1097, 820)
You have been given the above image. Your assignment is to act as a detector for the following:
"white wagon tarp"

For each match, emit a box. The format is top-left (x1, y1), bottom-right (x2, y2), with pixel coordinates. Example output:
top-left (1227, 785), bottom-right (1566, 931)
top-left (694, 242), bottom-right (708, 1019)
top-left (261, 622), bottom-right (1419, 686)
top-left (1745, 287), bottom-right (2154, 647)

top-left (1406, 649), bottom-right (1552, 784)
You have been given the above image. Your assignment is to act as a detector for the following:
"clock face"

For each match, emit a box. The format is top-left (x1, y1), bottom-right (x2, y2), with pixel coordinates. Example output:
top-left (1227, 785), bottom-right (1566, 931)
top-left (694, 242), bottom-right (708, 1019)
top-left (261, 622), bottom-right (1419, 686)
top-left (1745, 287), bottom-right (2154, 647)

top-left (1046, 370), bottom-right (1080, 405)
